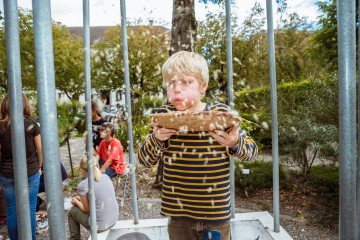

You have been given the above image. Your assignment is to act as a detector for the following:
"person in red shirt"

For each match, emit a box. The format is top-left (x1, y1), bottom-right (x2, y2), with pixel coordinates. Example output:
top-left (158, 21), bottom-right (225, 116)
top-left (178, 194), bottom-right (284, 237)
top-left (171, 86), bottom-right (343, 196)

top-left (96, 122), bottom-right (126, 178)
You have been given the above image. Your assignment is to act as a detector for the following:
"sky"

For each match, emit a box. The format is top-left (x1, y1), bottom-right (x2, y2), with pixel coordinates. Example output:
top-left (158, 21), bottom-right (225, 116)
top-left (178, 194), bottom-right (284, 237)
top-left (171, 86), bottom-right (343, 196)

top-left (0, 0), bottom-right (320, 28)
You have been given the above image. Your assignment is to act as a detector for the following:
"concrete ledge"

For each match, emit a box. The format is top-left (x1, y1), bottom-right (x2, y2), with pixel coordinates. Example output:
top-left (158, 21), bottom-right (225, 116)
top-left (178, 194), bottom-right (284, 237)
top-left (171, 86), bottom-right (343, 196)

top-left (90, 211), bottom-right (293, 240)
top-left (231, 211), bottom-right (293, 240)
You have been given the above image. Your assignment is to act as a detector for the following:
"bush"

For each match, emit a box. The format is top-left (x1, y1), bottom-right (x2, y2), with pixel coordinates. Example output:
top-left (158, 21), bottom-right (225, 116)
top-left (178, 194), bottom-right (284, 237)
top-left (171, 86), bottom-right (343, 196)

top-left (56, 101), bottom-right (84, 141)
top-left (115, 116), bottom-right (151, 152)
top-left (234, 160), bottom-right (290, 192)
top-left (306, 165), bottom-right (339, 197)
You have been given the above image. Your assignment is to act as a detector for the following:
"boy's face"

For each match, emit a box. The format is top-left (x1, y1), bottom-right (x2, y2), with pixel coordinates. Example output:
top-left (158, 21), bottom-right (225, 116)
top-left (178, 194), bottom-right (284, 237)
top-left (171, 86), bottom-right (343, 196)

top-left (100, 129), bottom-right (110, 139)
top-left (166, 75), bottom-right (207, 111)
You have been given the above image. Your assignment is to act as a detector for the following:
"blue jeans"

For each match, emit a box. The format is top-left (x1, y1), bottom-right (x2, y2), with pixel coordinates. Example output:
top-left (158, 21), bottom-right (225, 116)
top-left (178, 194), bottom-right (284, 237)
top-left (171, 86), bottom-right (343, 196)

top-left (0, 172), bottom-right (40, 240)
top-left (99, 159), bottom-right (117, 179)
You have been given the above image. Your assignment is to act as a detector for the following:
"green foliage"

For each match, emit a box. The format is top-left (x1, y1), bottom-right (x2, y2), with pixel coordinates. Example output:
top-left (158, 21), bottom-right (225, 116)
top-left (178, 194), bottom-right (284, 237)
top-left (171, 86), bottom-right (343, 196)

top-left (56, 101), bottom-right (84, 140)
top-left (196, 4), bottom-right (316, 102)
top-left (115, 116), bottom-right (151, 152)
top-left (66, 167), bottom-right (82, 193)
top-left (234, 160), bottom-right (290, 192)
top-left (52, 23), bottom-right (84, 101)
top-left (234, 76), bottom-right (339, 174)
top-left (91, 24), bottom-right (168, 121)
top-left (311, 0), bottom-right (338, 72)
top-left (0, 9), bottom-right (84, 101)
top-left (306, 165), bottom-right (339, 197)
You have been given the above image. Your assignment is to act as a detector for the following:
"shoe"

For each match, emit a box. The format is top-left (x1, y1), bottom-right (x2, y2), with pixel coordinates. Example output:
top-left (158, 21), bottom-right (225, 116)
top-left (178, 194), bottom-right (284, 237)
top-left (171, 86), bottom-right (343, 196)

top-left (36, 217), bottom-right (48, 234)
top-left (64, 197), bottom-right (72, 211)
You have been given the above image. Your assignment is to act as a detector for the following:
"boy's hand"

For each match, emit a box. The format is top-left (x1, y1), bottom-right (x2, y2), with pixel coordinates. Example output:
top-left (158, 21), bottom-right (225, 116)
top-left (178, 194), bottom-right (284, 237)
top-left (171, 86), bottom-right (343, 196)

top-left (151, 122), bottom-right (177, 141)
top-left (210, 124), bottom-right (239, 148)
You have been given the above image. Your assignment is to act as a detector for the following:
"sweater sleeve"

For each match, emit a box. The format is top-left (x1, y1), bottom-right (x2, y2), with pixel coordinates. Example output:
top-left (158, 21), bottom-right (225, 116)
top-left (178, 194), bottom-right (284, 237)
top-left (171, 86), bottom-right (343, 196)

top-left (138, 132), bottom-right (167, 167)
top-left (137, 105), bottom-right (170, 168)
top-left (228, 127), bottom-right (258, 161)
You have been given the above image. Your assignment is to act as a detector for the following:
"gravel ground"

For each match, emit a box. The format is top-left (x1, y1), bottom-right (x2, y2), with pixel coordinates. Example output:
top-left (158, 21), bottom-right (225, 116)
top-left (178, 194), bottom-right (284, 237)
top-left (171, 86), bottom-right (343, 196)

top-left (0, 138), bottom-right (339, 239)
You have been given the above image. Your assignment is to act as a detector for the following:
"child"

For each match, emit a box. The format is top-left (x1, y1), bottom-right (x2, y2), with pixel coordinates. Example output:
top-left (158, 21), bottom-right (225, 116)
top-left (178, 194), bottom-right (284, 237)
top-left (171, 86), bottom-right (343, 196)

top-left (67, 156), bottom-right (118, 239)
top-left (138, 51), bottom-right (258, 240)
top-left (96, 122), bottom-right (126, 178)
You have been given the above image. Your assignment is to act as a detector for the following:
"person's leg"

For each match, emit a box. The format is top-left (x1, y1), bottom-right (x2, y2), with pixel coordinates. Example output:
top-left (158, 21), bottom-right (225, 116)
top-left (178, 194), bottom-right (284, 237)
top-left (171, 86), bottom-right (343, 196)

top-left (38, 178), bottom-right (45, 193)
top-left (68, 206), bottom-right (90, 240)
top-left (167, 218), bottom-right (198, 240)
top-left (202, 221), bottom-right (231, 240)
top-left (104, 167), bottom-right (117, 179)
top-left (28, 172), bottom-right (40, 240)
top-left (98, 159), bottom-right (105, 168)
top-left (0, 176), bottom-right (18, 240)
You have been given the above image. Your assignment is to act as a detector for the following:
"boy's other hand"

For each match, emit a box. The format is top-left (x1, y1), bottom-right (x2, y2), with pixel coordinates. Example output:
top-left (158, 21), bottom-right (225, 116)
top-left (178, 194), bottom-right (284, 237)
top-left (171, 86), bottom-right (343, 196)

top-left (151, 122), bottom-right (177, 141)
top-left (210, 124), bottom-right (239, 148)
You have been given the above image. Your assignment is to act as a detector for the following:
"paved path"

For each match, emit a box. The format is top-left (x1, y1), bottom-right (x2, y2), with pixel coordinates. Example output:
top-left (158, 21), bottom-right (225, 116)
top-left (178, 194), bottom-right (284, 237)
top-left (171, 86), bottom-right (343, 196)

top-left (59, 137), bottom-right (85, 175)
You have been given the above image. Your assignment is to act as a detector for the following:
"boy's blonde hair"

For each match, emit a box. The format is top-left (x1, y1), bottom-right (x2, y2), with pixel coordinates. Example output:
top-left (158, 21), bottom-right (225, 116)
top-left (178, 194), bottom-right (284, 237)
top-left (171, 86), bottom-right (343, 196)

top-left (162, 51), bottom-right (209, 86)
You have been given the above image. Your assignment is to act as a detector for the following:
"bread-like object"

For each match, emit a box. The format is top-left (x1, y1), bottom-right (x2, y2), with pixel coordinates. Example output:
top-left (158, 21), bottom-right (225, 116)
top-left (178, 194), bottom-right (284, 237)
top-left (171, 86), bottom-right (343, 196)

top-left (151, 111), bottom-right (241, 132)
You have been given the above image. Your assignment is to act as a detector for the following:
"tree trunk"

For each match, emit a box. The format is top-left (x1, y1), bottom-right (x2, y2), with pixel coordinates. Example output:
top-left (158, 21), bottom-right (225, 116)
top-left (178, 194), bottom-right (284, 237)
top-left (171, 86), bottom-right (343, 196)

top-left (154, 0), bottom-right (197, 187)
top-left (170, 0), bottom-right (197, 56)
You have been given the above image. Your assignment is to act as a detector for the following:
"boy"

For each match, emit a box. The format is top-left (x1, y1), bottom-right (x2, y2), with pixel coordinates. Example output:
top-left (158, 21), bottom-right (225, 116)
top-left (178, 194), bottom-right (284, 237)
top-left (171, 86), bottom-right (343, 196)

top-left (138, 51), bottom-right (258, 240)
top-left (96, 122), bottom-right (126, 178)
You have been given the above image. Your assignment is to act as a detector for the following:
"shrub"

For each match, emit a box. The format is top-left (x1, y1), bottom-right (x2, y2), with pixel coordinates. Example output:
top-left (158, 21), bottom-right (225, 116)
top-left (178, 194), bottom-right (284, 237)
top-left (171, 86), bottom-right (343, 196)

top-left (306, 165), bottom-right (339, 197)
top-left (234, 76), bottom-right (339, 174)
top-left (56, 101), bottom-right (84, 141)
top-left (115, 116), bottom-right (151, 152)
top-left (234, 160), bottom-right (290, 192)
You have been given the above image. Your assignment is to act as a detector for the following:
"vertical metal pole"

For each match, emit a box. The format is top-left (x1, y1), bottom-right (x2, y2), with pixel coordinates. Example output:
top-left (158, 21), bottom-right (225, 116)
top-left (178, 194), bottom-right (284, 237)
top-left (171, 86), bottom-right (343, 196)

top-left (83, 0), bottom-right (97, 238)
top-left (67, 139), bottom-right (74, 178)
top-left (3, 1), bottom-right (32, 238)
top-left (120, 0), bottom-right (139, 224)
top-left (225, 0), bottom-right (236, 219)
top-left (265, 0), bottom-right (280, 233)
top-left (338, 0), bottom-right (357, 239)
top-left (357, 0), bottom-right (360, 238)
top-left (31, 0), bottom-right (66, 238)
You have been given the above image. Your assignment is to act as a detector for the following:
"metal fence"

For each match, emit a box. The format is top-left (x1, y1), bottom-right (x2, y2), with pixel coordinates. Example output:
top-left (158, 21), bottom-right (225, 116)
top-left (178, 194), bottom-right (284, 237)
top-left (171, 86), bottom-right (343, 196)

top-left (1, 0), bottom-right (357, 239)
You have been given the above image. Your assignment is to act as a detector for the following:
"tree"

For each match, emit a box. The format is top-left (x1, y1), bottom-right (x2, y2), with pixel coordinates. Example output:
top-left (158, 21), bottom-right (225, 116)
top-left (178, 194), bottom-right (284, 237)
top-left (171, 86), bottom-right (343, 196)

top-left (170, 0), bottom-right (231, 56)
top-left (275, 13), bottom-right (315, 82)
top-left (311, 0), bottom-right (337, 72)
top-left (52, 22), bottom-right (84, 101)
top-left (170, 0), bottom-right (197, 55)
top-left (91, 23), bottom-right (168, 119)
top-left (234, 76), bottom-right (339, 175)
top-left (0, 9), bottom-right (84, 102)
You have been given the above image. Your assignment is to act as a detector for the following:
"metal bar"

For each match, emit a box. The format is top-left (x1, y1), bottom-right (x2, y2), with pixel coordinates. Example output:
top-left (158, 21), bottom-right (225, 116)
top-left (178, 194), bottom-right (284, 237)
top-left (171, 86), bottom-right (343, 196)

top-left (357, 0), bottom-right (360, 238)
top-left (120, 0), bottom-right (139, 224)
top-left (225, 0), bottom-right (235, 219)
top-left (83, 0), bottom-right (97, 238)
top-left (31, 0), bottom-right (66, 238)
top-left (67, 139), bottom-right (74, 178)
top-left (3, 1), bottom-right (32, 238)
top-left (337, 0), bottom-right (357, 239)
top-left (265, 0), bottom-right (280, 232)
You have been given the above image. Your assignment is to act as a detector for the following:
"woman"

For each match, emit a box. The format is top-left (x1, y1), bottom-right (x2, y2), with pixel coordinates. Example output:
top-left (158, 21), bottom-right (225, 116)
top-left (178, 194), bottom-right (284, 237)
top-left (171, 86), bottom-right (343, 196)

top-left (68, 156), bottom-right (118, 239)
top-left (91, 100), bottom-right (106, 151)
top-left (0, 93), bottom-right (42, 240)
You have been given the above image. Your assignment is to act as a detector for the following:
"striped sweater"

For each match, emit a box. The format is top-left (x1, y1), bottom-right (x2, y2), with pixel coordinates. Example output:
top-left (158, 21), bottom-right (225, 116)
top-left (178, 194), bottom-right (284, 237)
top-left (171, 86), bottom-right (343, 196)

top-left (138, 102), bottom-right (258, 222)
